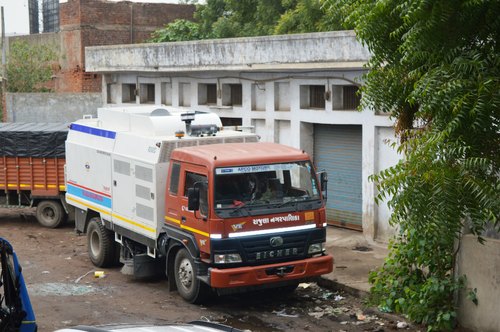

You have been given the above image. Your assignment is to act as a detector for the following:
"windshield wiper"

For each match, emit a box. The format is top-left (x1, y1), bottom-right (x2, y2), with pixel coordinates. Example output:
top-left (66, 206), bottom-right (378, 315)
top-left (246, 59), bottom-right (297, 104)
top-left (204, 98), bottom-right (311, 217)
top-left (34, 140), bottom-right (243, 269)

top-left (228, 201), bottom-right (252, 216)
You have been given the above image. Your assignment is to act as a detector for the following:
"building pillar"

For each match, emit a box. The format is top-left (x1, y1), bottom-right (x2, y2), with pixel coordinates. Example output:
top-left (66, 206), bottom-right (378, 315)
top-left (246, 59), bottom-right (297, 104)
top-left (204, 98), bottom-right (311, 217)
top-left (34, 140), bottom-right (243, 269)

top-left (362, 123), bottom-right (376, 241)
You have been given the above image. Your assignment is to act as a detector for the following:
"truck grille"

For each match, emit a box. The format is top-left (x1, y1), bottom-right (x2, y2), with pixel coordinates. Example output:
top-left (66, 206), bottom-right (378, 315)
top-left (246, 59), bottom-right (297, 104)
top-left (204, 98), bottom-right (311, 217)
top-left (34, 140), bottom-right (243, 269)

top-left (240, 233), bottom-right (307, 263)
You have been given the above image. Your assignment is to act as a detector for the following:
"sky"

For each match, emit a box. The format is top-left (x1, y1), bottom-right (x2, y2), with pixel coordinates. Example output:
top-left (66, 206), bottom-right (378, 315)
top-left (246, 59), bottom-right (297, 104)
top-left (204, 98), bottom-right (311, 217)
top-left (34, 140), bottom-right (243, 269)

top-left (0, 0), bottom-right (189, 35)
top-left (0, 0), bottom-right (29, 35)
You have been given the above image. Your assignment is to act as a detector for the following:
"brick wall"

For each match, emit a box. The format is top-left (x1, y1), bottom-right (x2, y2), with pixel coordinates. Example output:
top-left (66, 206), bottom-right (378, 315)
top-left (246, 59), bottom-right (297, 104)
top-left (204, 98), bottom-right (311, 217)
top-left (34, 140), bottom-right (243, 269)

top-left (58, 0), bottom-right (195, 93)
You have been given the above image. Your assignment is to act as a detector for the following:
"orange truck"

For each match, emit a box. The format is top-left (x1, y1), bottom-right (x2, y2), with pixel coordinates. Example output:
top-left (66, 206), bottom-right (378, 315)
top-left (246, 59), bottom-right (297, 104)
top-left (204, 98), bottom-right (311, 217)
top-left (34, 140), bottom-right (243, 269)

top-left (65, 106), bottom-right (333, 303)
top-left (0, 123), bottom-right (70, 228)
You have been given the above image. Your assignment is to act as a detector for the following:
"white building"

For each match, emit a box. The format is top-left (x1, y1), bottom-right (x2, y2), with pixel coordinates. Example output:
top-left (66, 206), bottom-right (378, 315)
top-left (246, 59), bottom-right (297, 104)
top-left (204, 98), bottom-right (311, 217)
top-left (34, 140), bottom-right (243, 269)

top-left (85, 30), bottom-right (400, 242)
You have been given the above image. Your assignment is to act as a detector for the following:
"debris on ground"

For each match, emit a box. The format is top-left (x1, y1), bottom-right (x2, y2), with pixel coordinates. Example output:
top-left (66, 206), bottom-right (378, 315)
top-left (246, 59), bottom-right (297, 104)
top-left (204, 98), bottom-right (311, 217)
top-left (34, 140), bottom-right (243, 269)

top-left (397, 321), bottom-right (409, 329)
top-left (334, 295), bottom-right (345, 301)
top-left (357, 313), bottom-right (366, 321)
top-left (352, 245), bottom-right (373, 252)
top-left (74, 270), bottom-right (94, 283)
top-left (272, 309), bottom-right (299, 318)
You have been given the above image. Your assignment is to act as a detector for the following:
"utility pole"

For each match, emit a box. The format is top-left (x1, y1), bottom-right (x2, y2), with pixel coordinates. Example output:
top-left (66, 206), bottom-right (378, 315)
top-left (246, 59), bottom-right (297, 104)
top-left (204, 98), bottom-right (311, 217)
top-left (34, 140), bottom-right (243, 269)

top-left (1, 6), bottom-right (6, 122)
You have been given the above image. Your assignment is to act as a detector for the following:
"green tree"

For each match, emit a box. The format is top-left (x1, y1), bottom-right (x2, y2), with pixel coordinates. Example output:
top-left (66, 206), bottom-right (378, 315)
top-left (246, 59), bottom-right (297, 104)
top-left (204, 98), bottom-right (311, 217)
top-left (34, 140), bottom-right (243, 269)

top-left (200, 0), bottom-right (288, 38)
top-left (148, 19), bottom-right (202, 42)
top-left (324, 0), bottom-right (499, 330)
top-left (6, 40), bottom-right (57, 92)
top-left (148, 0), bottom-right (345, 42)
top-left (275, 0), bottom-right (339, 34)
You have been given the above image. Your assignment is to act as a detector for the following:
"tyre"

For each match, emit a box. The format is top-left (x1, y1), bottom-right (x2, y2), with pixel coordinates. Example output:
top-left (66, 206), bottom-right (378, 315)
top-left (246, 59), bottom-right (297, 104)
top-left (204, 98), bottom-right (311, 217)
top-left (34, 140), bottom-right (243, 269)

top-left (174, 248), bottom-right (209, 303)
top-left (87, 217), bottom-right (117, 268)
top-left (36, 200), bottom-right (66, 228)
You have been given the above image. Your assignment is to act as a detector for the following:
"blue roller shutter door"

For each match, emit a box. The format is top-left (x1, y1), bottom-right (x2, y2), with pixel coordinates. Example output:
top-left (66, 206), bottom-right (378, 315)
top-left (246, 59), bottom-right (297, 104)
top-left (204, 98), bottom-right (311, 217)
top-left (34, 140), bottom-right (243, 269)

top-left (314, 124), bottom-right (363, 230)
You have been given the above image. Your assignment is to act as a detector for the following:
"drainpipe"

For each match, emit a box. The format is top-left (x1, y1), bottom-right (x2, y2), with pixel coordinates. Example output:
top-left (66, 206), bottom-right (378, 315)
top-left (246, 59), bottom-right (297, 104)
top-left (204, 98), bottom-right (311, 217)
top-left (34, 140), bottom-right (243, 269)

top-left (1, 7), bottom-right (6, 122)
top-left (130, 4), bottom-right (134, 44)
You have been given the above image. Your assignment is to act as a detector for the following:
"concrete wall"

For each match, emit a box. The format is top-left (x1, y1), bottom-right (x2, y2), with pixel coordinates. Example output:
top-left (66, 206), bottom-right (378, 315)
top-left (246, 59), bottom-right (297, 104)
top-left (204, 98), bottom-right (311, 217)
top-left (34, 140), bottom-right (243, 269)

top-left (5, 93), bottom-right (101, 123)
top-left (7, 33), bottom-right (61, 55)
top-left (86, 31), bottom-right (370, 73)
top-left (457, 235), bottom-right (500, 332)
top-left (373, 127), bottom-right (401, 241)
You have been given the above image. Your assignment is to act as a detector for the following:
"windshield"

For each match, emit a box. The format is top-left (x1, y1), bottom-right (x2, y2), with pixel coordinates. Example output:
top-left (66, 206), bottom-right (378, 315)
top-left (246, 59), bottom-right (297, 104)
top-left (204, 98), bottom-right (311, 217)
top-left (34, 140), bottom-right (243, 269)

top-left (214, 161), bottom-right (320, 216)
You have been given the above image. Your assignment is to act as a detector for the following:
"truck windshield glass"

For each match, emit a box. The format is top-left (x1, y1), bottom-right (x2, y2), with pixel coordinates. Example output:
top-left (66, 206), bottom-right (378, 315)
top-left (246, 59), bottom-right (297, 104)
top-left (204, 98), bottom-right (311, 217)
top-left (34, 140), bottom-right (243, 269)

top-left (214, 161), bottom-right (320, 216)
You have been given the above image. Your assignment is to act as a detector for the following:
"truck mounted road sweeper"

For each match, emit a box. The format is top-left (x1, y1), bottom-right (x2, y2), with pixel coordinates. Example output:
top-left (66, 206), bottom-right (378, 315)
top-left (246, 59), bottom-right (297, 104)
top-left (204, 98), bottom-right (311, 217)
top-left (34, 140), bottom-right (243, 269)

top-left (65, 106), bottom-right (333, 303)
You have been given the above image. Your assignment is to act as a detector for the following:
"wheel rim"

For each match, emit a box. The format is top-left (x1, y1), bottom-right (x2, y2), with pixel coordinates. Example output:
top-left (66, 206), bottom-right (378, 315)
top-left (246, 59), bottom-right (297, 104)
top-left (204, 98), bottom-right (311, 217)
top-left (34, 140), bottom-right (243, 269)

top-left (41, 207), bottom-right (55, 222)
top-left (90, 230), bottom-right (100, 257)
top-left (178, 257), bottom-right (194, 291)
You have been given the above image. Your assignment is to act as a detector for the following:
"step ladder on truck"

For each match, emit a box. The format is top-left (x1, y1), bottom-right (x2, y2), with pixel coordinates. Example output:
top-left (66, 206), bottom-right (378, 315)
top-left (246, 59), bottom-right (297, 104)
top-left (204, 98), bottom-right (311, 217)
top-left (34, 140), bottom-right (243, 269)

top-left (64, 106), bottom-right (333, 303)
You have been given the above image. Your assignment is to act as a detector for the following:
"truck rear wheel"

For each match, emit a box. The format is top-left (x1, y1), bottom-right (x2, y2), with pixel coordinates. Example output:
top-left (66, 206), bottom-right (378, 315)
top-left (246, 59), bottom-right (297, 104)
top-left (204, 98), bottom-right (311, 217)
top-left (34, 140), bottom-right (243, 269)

top-left (174, 248), bottom-right (209, 303)
top-left (36, 200), bottom-right (66, 228)
top-left (87, 217), bottom-right (117, 268)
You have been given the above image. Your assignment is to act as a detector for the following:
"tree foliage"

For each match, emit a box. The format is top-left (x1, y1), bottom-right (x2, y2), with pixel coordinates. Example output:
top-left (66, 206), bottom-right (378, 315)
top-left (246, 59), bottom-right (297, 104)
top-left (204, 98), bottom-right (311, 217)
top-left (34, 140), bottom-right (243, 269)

top-left (324, 0), bottom-right (499, 330)
top-left (149, 19), bottom-right (202, 42)
top-left (149, 0), bottom-right (343, 42)
top-left (6, 40), bottom-right (57, 92)
top-left (275, 0), bottom-right (340, 34)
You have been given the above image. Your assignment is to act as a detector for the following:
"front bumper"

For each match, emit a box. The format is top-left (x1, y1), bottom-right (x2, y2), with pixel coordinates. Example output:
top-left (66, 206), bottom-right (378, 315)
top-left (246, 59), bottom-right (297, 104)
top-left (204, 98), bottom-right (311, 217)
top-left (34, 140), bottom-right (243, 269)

top-left (209, 254), bottom-right (333, 288)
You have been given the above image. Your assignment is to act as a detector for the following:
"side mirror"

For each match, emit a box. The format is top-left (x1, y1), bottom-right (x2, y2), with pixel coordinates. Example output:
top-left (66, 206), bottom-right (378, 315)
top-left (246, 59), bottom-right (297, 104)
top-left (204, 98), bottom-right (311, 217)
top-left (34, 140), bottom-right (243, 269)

top-left (317, 171), bottom-right (328, 201)
top-left (187, 187), bottom-right (200, 211)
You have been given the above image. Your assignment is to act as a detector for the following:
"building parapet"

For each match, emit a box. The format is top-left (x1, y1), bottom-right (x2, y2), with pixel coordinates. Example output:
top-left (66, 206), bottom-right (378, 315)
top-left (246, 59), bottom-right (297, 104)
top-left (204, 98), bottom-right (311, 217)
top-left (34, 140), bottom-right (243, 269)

top-left (85, 30), bottom-right (371, 73)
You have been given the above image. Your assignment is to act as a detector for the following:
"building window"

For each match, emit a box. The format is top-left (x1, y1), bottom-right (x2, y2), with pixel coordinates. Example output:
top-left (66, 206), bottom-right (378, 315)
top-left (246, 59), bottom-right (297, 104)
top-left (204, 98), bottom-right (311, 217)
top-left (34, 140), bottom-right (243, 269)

top-left (251, 83), bottom-right (266, 111)
top-left (343, 86), bottom-right (361, 110)
top-left (161, 82), bottom-right (172, 106)
top-left (332, 85), bottom-right (361, 110)
top-left (139, 83), bottom-right (155, 104)
top-left (274, 82), bottom-right (290, 111)
top-left (122, 84), bottom-right (136, 103)
top-left (179, 83), bottom-right (191, 107)
top-left (300, 85), bottom-right (325, 109)
top-left (222, 83), bottom-right (242, 107)
top-left (106, 83), bottom-right (113, 104)
top-left (198, 83), bottom-right (217, 105)
top-left (220, 117), bottom-right (242, 127)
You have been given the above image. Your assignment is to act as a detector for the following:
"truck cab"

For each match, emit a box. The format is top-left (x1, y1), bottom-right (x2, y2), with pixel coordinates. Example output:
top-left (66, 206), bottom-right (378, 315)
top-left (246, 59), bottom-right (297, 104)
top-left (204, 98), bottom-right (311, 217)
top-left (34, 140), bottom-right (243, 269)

top-left (163, 143), bottom-right (332, 302)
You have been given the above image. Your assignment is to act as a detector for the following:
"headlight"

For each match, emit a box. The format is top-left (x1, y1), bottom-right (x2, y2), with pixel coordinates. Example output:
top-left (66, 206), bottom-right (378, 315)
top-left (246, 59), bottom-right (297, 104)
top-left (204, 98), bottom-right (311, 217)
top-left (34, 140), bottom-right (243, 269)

top-left (308, 243), bottom-right (324, 255)
top-left (214, 253), bottom-right (242, 264)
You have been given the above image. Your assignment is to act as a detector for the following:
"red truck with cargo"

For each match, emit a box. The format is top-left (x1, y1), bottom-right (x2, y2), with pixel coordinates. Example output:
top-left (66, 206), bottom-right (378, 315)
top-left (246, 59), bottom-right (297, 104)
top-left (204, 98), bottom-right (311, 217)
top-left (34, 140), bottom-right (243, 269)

top-left (0, 123), bottom-right (70, 228)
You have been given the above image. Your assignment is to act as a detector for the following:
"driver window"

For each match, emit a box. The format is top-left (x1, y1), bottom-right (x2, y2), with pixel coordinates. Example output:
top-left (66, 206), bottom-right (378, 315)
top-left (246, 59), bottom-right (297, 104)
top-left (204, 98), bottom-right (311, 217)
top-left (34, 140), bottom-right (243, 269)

top-left (184, 172), bottom-right (208, 216)
top-left (184, 172), bottom-right (206, 196)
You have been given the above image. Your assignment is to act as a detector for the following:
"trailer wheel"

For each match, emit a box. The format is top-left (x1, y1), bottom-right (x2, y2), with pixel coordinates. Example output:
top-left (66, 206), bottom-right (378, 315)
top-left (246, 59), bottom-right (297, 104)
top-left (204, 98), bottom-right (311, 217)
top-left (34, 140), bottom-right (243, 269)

top-left (36, 200), bottom-right (66, 228)
top-left (174, 248), bottom-right (209, 303)
top-left (87, 217), bottom-right (116, 268)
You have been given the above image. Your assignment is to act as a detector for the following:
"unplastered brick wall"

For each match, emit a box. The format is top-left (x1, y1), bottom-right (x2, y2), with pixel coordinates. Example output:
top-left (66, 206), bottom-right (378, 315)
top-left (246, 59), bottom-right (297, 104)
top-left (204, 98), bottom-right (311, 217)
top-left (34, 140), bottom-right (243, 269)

top-left (58, 0), bottom-right (195, 92)
top-left (56, 68), bottom-right (102, 93)
top-left (60, 0), bottom-right (195, 46)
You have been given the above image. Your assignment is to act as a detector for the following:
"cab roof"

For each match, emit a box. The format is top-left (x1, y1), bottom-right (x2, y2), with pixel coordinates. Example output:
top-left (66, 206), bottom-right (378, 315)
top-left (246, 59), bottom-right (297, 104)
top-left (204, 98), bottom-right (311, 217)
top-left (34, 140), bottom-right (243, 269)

top-left (170, 142), bottom-right (310, 169)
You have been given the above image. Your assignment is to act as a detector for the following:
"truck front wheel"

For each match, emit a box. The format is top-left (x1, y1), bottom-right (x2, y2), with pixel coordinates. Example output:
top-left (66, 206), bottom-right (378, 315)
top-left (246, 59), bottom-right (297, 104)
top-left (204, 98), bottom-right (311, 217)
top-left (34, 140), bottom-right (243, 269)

top-left (36, 200), bottom-right (66, 228)
top-left (87, 217), bottom-right (116, 268)
top-left (174, 248), bottom-right (209, 303)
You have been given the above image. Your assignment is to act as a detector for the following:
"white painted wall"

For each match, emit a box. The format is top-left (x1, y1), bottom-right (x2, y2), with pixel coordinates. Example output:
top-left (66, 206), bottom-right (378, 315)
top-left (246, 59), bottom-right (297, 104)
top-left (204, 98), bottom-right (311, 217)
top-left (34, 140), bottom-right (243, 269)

top-left (374, 127), bottom-right (401, 241)
top-left (457, 235), bottom-right (500, 332)
top-left (101, 70), bottom-right (396, 241)
top-left (90, 31), bottom-right (397, 241)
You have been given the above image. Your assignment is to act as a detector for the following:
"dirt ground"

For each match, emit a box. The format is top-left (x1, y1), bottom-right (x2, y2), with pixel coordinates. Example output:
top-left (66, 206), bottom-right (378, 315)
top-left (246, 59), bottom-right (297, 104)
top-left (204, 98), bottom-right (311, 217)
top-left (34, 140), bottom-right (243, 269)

top-left (1, 208), bottom-right (422, 332)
